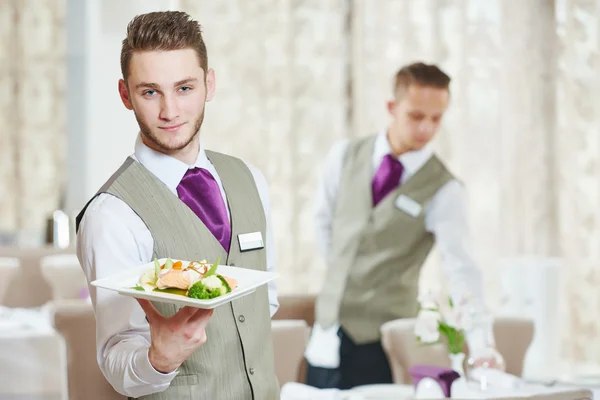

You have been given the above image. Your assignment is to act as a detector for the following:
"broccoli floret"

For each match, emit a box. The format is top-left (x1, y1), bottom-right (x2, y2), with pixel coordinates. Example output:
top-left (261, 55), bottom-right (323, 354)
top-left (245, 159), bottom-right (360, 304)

top-left (187, 281), bottom-right (211, 299)
top-left (187, 281), bottom-right (225, 300)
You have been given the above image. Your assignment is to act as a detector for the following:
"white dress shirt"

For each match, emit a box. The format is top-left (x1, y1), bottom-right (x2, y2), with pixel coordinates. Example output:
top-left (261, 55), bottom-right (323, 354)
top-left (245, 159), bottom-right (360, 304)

top-left (76, 135), bottom-right (279, 398)
top-left (305, 130), bottom-right (487, 368)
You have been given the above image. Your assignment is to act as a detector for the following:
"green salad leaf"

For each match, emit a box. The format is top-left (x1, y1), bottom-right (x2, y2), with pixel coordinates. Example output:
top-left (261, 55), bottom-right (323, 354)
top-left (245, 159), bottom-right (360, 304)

top-left (216, 275), bottom-right (231, 293)
top-left (154, 258), bottom-right (161, 277)
top-left (203, 257), bottom-right (220, 277)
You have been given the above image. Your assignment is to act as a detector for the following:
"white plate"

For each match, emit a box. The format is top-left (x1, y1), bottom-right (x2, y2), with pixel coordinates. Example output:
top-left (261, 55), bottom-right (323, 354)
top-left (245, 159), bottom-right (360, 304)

top-left (91, 258), bottom-right (277, 309)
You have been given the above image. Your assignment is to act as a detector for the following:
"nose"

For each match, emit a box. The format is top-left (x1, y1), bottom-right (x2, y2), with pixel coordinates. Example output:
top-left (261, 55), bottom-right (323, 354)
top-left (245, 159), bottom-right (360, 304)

top-left (419, 120), bottom-right (435, 135)
top-left (159, 94), bottom-right (179, 121)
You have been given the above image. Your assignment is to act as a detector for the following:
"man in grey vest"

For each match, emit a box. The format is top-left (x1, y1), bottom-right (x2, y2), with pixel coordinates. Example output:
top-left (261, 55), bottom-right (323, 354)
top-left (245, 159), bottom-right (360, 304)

top-left (305, 62), bottom-right (493, 389)
top-left (76, 11), bottom-right (279, 399)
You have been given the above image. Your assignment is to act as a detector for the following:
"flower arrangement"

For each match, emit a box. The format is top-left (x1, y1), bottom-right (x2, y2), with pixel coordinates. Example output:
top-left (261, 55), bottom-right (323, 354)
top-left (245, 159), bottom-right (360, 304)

top-left (414, 291), bottom-right (473, 355)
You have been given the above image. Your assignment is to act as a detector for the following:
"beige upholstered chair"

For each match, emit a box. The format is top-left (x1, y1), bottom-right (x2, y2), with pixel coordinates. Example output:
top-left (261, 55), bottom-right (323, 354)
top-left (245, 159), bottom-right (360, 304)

top-left (273, 294), bottom-right (317, 383)
top-left (271, 319), bottom-right (310, 385)
top-left (380, 316), bottom-right (535, 384)
top-left (51, 300), bottom-right (124, 400)
top-left (493, 317), bottom-right (536, 377)
top-left (0, 257), bottom-right (20, 304)
top-left (0, 246), bottom-right (73, 307)
top-left (380, 318), bottom-right (449, 383)
top-left (274, 295), bottom-right (316, 327)
top-left (40, 254), bottom-right (87, 301)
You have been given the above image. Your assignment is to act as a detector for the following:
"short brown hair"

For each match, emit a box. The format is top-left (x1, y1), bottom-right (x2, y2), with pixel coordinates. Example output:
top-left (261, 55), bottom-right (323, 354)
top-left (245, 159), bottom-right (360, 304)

top-left (393, 62), bottom-right (450, 96)
top-left (120, 11), bottom-right (208, 81)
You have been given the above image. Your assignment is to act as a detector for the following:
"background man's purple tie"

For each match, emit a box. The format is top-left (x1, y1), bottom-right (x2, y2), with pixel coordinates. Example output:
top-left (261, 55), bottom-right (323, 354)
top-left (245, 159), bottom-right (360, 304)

top-left (176, 168), bottom-right (231, 251)
top-left (372, 154), bottom-right (404, 206)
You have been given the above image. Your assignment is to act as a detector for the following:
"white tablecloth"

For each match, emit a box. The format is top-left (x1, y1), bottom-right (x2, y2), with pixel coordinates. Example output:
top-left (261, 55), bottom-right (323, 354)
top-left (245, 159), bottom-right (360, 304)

top-left (280, 382), bottom-right (413, 400)
top-left (0, 306), bottom-right (66, 400)
top-left (280, 381), bottom-right (597, 400)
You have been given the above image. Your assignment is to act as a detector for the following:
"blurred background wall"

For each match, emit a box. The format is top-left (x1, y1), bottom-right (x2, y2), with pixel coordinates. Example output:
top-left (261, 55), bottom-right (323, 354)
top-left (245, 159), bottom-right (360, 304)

top-left (1, 0), bottom-right (599, 367)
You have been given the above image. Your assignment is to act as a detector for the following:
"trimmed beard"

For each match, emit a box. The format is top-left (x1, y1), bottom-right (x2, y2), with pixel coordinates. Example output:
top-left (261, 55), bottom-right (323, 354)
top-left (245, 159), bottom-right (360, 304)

top-left (135, 109), bottom-right (205, 153)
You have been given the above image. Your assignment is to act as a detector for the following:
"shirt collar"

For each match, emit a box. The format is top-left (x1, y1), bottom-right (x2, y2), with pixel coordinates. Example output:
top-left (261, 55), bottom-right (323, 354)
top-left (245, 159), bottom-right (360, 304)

top-left (133, 133), bottom-right (210, 192)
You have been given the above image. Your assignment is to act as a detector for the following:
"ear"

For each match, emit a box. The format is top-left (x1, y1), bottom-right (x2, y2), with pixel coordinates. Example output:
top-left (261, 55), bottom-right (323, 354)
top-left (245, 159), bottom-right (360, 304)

top-left (387, 100), bottom-right (396, 115)
top-left (118, 79), bottom-right (134, 110)
top-left (205, 68), bottom-right (216, 102)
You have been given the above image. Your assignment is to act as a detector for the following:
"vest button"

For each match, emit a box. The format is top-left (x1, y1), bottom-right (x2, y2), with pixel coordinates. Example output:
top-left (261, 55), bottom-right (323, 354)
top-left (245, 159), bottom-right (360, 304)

top-left (249, 367), bottom-right (255, 375)
top-left (238, 315), bottom-right (245, 323)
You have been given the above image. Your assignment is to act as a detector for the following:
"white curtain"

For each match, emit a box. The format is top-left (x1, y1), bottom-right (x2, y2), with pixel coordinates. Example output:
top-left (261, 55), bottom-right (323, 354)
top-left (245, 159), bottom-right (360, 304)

top-left (0, 0), bottom-right (66, 245)
top-left (555, 0), bottom-right (600, 364)
top-left (181, 0), bottom-right (600, 365)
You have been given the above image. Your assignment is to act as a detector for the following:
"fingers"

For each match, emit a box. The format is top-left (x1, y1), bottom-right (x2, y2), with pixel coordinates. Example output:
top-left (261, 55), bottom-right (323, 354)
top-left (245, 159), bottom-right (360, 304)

top-left (172, 306), bottom-right (207, 323)
top-left (174, 307), bottom-right (214, 327)
top-left (136, 299), bottom-right (162, 323)
top-left (140, 301), bottom-right (214, 327)
top-left (187, 308), bottom-right (214, 336)
top-left (188, 308), bottom-right (214, 324)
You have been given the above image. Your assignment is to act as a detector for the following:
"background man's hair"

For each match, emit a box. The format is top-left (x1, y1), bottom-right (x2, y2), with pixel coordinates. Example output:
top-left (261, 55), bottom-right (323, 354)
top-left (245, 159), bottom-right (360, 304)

top-left (393, 62), bottom-right (451, 96)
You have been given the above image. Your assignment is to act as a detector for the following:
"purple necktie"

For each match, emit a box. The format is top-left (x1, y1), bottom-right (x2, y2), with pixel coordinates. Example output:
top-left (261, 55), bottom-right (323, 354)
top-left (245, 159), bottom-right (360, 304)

top-left (372, 154), bottom-right (404, 206)
top-left (176, 168), bottom-right (231, 251)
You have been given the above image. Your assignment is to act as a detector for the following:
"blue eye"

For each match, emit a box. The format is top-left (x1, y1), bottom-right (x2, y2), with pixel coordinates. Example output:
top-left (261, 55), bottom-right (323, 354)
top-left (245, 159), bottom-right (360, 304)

top-left (179, 86), bottom-right (192, 92)
top-left (143, 90), bottom-right (156, 96)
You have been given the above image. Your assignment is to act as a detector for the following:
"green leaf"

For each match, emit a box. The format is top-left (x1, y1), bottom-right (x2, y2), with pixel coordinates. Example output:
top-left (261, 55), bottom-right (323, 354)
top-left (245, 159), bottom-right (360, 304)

top-left (438, 321), bottom-right (454, 337)
top-left (435, 321), bottom-right (465, 354)
top-left (216, 275), bottom-right (231, 293)
top-left (204, 257), bottom-right (220, 277)
top-left (131, 284), bottom-right (145, 291)
top-left (154, 258), bottom-right (161, 277)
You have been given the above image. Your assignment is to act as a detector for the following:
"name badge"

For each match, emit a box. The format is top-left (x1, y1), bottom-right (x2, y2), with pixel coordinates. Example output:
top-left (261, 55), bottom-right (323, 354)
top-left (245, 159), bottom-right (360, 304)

top-left (395, 195), bottom-right (422, 217)
top-left (238, 232), bottom-right (264, 252)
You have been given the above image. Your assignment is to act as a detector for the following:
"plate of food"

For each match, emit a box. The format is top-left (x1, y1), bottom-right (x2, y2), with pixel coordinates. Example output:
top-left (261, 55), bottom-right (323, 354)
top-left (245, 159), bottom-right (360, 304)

top-left (91, 257), bottom-right (277, 309)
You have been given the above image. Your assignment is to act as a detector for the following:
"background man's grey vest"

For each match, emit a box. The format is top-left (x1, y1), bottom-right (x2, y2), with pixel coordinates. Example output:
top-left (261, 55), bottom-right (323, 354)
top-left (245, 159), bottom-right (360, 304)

top-left (316, 136), bottom-right (454, 344)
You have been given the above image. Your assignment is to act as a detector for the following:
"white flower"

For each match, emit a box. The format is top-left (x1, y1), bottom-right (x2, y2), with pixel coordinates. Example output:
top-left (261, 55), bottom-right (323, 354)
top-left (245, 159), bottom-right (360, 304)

top-left (440, 295), bottom-right (474, 331)
top-left (456, 293), bottom-right (472, 308)
top-left (414, 309), bottom-right (441, 343)
top-left (456, 308), bottom-right (475, 331)
top-left (418, 290), bottom-right (439, 310)
top-left (441, 303), bottom-right (460, 328)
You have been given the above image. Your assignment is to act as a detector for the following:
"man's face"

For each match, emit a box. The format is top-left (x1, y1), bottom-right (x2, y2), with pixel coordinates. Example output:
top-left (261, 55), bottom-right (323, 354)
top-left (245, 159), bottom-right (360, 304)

top-left (387, 84), bottom-right (449, 151)
top-left (118, 48), bottom-right (215, 154)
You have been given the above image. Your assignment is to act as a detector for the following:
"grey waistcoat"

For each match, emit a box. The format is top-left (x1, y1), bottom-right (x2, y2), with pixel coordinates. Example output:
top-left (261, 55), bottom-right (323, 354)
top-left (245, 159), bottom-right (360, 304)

top-left (77, 151), bottom-right (279, 400)
top-left (315, 136), bottom-right (454, 344)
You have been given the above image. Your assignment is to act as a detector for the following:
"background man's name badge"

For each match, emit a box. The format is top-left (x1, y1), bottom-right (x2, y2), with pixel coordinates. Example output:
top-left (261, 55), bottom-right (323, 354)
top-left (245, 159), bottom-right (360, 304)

top-left (395, 195), bottom-right (422, 217)
top-left (238, 232), bottom-right (264, 252)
